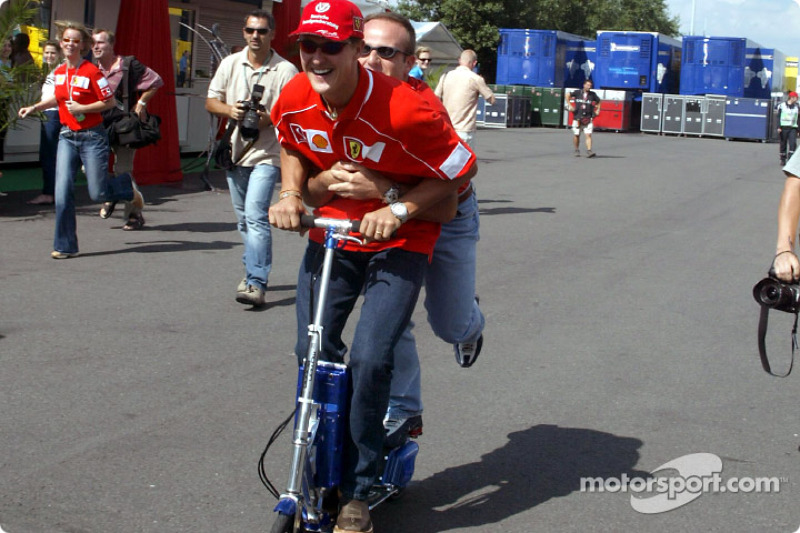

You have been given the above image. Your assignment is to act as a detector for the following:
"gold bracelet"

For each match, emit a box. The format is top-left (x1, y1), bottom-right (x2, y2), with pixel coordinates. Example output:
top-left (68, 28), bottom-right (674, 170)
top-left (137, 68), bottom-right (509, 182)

top-left (279, 190), bottom-right (302, 200)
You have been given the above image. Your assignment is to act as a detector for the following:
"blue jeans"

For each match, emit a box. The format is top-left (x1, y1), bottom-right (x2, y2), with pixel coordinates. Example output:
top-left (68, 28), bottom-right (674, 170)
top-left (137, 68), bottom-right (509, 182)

top-left (39, 110), bottom-right (60, 196)
top-left (294, 241), bottom-right (427, 501)
top-left (387, 188), bottom-right (484, 418)
top-left (54, 125), bottom-right (130, 254)
top-left (226, 164), bottom-right (279, 291)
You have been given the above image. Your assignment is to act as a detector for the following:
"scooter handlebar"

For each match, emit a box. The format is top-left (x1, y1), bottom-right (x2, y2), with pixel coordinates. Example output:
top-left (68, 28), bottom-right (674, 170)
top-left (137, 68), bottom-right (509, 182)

top-left (300, 215), bottom-right (361, 234)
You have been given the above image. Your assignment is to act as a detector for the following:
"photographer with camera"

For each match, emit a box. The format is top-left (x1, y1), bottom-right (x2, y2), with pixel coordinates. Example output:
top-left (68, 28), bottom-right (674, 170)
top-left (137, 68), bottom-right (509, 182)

top-left (750, 152), bottom-right (800, 377)
top-left (206, 9), bottom-right (298, 307)
top-left (772, 153), bottom-right (800, 283)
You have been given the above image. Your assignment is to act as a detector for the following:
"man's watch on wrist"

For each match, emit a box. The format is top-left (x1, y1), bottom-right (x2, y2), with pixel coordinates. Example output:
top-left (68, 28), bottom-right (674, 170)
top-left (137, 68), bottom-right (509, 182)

top-left (382, 183), bottom-right (400, 204)
top-left (390, 201), bottom-right (408, 223)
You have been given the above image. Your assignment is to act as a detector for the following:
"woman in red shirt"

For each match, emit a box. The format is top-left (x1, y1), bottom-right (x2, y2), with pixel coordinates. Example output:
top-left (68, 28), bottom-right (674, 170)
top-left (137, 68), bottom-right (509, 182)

top-left (18, 21), bottom-right (141, 259)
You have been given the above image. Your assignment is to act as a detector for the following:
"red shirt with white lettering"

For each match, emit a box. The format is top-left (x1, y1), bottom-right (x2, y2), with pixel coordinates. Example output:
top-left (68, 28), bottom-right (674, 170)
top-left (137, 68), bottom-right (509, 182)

top-left (52, 60), bottom-right (114, 131)
top-left (272, 66), bottom-right (476, 255)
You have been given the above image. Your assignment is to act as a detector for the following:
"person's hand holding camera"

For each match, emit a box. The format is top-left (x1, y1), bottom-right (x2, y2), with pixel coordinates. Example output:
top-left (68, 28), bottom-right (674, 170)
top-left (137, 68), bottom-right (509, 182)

top-left (229, 101), bottom-right (247, 122)
top-left (773, 249), bottom-right (800, 282)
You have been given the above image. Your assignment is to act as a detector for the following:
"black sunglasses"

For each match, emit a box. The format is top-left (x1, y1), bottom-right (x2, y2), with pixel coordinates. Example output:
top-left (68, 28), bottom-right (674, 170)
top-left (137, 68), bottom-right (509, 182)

top-left (298, 39), bottom-right (350, 55)
top-left (419, 58), bottom-right (431, 62)
top-left (360, 44), bottom-right (410, 60)
top-left (244, 27), bottom-right (270, 35)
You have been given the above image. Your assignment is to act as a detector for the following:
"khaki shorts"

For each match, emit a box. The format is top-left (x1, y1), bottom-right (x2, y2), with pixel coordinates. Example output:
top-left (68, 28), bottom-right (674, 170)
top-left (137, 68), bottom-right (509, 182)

top-left (572, 119), bottom-right (594, 135)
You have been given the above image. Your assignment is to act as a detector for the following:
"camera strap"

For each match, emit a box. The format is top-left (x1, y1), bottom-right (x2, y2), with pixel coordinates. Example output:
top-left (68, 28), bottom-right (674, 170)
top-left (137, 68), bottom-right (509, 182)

top-left (757, 305), bottom-right (798, 377)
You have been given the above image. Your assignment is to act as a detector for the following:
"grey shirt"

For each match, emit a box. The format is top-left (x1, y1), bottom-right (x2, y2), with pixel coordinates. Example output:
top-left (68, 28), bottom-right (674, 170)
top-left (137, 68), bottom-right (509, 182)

top-left (208, 49), bottom-right (298, 167)
top-left (784, 150), bottom-right (800, 177)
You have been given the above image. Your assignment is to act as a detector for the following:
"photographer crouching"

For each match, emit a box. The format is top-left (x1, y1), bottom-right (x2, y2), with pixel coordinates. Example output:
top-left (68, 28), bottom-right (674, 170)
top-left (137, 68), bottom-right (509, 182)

top-left (205, 9), bottom-right (298, 307)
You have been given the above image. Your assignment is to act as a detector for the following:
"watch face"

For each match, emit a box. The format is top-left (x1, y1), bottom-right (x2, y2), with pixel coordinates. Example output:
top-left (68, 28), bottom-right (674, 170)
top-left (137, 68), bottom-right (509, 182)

top-left (383, 185), bottom-right (399, 204)
top-left (391, 202), bottom-right (408, 221)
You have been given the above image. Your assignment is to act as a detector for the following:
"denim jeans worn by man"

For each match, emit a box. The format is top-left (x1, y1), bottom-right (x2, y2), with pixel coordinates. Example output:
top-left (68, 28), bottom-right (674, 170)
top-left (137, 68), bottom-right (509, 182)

top-left (268, 2), bottom-right (477, 530)
top-left (307, 12), bottom-right (486, 444)
top-left (206, 9), bottom-right (298, 307)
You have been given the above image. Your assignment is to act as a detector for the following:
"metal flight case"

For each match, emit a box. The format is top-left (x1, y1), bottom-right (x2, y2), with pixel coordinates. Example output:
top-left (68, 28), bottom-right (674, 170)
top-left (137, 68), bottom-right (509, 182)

top-left (662, 95), bottom-right (686, 135)
top-left (640, 93), bottom-right (664, 133)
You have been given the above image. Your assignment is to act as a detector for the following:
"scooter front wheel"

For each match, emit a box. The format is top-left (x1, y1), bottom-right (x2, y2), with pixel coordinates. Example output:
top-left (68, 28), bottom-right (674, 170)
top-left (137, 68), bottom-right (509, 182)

top-left (269, 512), bottom-right (295, 533)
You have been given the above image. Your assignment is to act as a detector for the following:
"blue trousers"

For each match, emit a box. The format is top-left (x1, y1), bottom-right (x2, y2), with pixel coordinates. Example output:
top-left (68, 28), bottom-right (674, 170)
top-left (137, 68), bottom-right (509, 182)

top-left (294, 241), bottom-right (427, 500)
top-left (39, 110), bottom-right (60, 196)
top-left (226, 164), bottom-right (279, 291)
top-left (387, 189), bottom-right (484, 418)
top-left (54, 126), bottom-right (131, 254)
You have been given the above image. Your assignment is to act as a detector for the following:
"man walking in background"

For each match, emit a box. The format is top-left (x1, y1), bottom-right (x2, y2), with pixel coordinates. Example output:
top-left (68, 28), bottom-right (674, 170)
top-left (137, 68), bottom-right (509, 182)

top-left (568, 78), bottom-right (601, 158)
top-left (92, 28), bottom-right (162, 230)
top-left (435, 49), bottom-right (495, 148)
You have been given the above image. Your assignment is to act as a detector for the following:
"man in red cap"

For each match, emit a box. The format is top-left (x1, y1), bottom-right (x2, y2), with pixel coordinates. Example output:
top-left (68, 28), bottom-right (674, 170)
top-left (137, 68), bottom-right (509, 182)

top-left (777, 91), bottom-right (799, 166)
top-left (269, 1), bottom-right (477, 531)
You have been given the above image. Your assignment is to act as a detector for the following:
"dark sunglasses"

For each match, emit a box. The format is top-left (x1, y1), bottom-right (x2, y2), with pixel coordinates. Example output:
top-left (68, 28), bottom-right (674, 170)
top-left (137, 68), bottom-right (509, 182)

top-left (361, 44), bottom-right (409, 59)
top-left (298, 39), bottom-right (349, 55)
top-left (419, 58), bottom-right (431, 62)
top-left (244, 27), bottom-right (270, 35)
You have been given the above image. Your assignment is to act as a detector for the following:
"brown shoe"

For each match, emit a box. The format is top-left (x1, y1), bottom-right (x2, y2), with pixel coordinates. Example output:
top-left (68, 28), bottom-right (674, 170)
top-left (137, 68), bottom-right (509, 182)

top-left (334, 499), bottom-right (373, 533)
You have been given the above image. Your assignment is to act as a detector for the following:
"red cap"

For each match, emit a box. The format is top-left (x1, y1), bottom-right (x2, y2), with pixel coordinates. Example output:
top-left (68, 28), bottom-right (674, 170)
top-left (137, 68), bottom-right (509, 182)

top-left (790, 91), bottom-right (798, 99)
top-left (290, 0), bottom-right (364, 42)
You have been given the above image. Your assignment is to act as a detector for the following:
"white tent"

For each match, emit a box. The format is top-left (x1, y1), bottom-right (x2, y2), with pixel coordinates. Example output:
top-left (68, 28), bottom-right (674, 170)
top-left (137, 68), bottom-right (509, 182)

top-left (411, 21), bottom-right (462, 65)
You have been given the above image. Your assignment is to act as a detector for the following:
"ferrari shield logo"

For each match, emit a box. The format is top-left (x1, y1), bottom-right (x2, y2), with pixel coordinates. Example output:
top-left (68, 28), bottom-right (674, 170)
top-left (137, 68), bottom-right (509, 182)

top-left (343, 136), bottom-right (385, 163)
top-left (348, 139), bottom-right (363, 160)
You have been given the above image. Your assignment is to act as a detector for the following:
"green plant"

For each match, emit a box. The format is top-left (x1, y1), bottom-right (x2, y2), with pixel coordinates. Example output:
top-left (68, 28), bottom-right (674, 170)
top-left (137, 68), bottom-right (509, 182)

top-left (0, 0), bottom-right (43, 133)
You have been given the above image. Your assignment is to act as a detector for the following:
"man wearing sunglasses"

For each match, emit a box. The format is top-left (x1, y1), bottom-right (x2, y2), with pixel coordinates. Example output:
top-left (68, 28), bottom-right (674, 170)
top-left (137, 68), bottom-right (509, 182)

top-left (268, 2), bottom-right (477, 531)
top-left (303, 9), bottom-right (486, 458)
top-left (206, 10), bottom-right (298, 307)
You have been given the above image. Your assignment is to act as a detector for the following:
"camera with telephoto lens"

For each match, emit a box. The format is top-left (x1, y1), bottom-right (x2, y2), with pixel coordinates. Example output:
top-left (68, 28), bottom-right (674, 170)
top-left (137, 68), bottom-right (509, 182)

top-left (238, 83), bottom-right (266, 142)
top-left (753, 277), bottom-right (800, 314)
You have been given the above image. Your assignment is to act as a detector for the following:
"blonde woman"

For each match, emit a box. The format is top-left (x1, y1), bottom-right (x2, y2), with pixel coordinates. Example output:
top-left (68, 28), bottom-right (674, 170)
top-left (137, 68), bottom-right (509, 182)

top-left (18, 22), bottom-right (141, 258)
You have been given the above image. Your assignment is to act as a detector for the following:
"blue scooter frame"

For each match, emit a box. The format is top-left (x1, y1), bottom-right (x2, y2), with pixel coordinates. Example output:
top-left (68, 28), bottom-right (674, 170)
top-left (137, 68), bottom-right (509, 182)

top-left (269, 216), bottom-right (419, 533)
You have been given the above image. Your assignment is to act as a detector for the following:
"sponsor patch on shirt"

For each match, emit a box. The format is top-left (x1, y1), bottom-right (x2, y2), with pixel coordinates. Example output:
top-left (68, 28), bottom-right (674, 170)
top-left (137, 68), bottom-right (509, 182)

top-left (100, 86), bottom-right (113, 99)
top-left (70, 75), bottom-right (90, 89)
top-left (290, 124), bottom-right (333, 153)
top-left (343, 137), bottom-right (385, 163)
top-left (439, 142), bottom-right (472, 179)
top-left (97, 77), bottom-right (109, 89)
top-left (55, 74), bottom-right (66, 85)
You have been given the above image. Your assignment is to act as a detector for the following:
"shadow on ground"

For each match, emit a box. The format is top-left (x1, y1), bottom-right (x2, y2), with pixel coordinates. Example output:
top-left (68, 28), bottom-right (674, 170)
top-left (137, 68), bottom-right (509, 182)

top-left (374, 424), bottom-right (646, 532)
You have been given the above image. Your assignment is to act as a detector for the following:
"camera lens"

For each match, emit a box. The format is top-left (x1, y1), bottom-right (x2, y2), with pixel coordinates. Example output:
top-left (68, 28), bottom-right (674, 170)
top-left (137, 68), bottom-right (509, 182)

top-left (759, 284), bottom-right (782, 306)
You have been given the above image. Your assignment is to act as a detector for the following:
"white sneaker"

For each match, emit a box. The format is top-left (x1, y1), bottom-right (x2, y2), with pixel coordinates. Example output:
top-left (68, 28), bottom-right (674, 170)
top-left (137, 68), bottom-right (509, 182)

top-left (236, 285), bottom-right (265, 307)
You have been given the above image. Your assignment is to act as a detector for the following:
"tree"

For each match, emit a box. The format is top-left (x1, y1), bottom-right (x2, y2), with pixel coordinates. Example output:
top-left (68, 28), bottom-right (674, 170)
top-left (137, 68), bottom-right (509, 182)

top-left (0, 0), bottom-right (44, 133)
top-left (395, 0), bottom-right (680, 83)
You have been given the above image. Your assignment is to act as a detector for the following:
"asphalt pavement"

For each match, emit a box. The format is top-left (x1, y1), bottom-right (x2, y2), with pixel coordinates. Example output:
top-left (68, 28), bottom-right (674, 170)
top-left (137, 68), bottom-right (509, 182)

top-left (2, 126), bottom-right (800, 533)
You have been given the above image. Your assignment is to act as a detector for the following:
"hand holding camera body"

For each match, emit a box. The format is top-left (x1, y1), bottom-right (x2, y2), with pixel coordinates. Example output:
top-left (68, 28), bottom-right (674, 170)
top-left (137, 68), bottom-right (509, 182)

top-left (238, 83), bottom-right (266, 143)
top-left (753, 276), bottom-right (800, 314)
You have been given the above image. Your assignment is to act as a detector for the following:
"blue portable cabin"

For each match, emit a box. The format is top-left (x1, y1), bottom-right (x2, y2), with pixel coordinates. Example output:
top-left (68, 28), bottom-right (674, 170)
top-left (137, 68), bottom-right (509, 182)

top-left (744, 44), bottom-right (785, 99)
top-left (594, 31), bottom-right (682, 96)
top-left (496, 29), bottom-right (595, 88)
top-left (680, 36), bottom-right (749, 96)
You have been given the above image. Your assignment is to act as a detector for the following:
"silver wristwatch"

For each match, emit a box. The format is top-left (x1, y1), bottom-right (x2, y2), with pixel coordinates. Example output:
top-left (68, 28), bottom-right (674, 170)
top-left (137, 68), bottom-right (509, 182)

top-left (390, 201), bottom-right (408, 223)
top-left (382, 183), bottom-right (400, 204)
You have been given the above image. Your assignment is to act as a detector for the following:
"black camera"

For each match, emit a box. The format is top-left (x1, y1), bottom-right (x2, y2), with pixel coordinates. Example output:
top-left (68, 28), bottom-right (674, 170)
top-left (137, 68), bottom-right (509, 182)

top-left (753, 277), bottom-right (800, 314)
top-left (238, 83), bottom-right (266, 142)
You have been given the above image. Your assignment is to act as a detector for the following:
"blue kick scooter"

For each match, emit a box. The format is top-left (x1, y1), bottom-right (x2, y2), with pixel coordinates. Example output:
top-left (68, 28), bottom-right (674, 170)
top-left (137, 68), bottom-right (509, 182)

top-left (264, 216), bottom-right (419, 533)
